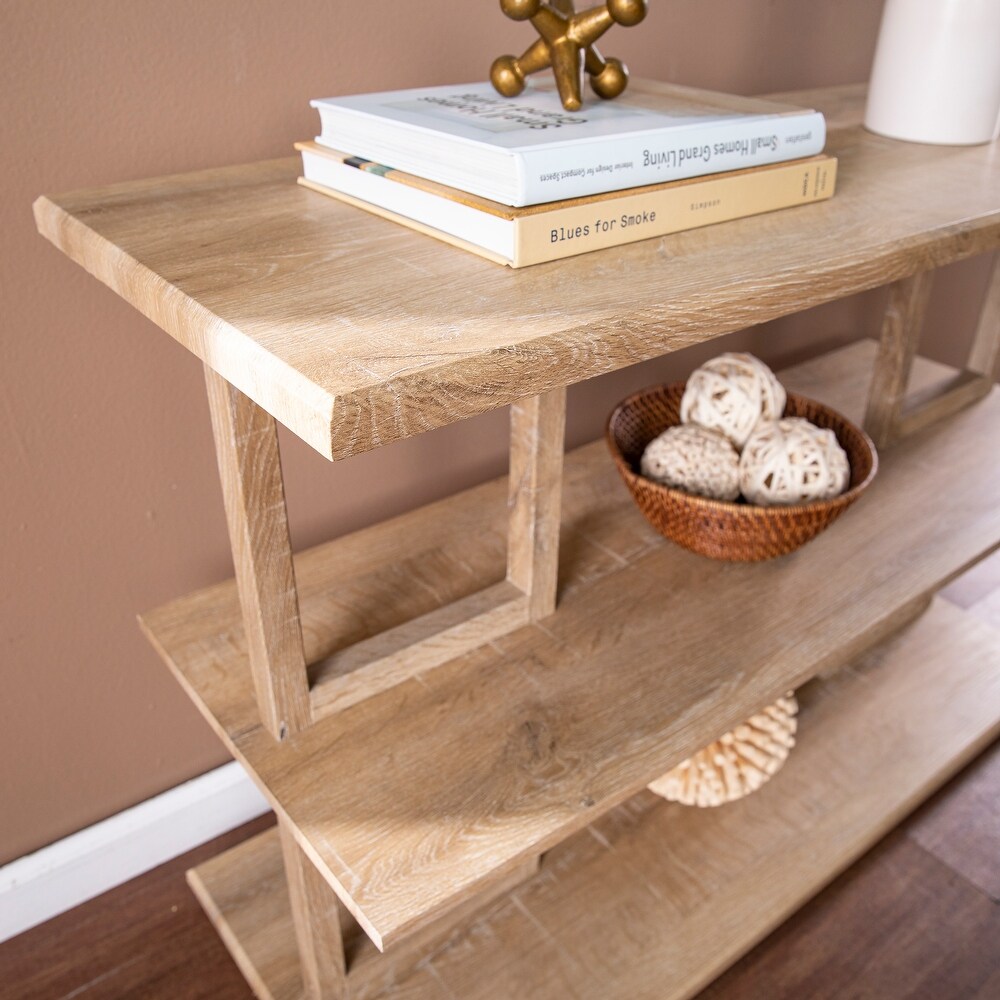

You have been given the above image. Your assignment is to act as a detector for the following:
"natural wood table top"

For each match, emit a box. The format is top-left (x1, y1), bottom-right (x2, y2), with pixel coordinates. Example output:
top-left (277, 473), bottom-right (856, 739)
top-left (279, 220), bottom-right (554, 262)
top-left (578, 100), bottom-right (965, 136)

top-left (33, 85), bottom-right (1000, 459)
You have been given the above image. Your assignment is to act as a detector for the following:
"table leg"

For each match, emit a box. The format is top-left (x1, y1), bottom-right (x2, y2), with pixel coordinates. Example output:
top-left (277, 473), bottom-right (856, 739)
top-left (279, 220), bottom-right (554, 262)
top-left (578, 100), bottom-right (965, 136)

top-left (507, 386), bottom-right (568, 620)
top-left (966, 253), bottom-right (1000, 381)
top-left (309, 387), bottom-right (568, 722)
top-left (204, 374), bottom-right (569, 731)
top-left (865, 254), bottom-right (1000, 448)
top-left (204, 366), bottom-right (312, 740)
top-left (891, 251), bottom-right (1000, 437)
top-left (863, 269), bottom-right (933, 447)
top-left (280, 821), bottom-right (350, 999)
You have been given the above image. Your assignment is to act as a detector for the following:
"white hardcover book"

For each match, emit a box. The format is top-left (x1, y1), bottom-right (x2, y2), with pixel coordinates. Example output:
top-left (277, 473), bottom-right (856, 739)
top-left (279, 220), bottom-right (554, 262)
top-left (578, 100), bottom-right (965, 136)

top-left (300, 146), bottom-right (515, 261)
top-left (311, 78), bottom-right (825, 207)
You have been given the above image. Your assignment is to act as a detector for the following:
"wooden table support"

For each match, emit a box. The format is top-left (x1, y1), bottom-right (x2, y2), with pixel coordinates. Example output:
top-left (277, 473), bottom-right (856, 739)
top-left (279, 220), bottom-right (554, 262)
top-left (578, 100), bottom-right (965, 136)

top-left (865, 252), bottom-right (1000, 448)
top-left (206, 379), bottom-right (568, 989)
top-left (280, 822), bottom-right (349, 1000)
top-left (206, 372), bottom-right (569, 738)
top-left (309, 387), bottom-right (568, 721)
top-left (967, 253), bottom-right (1000, 381)
top-left (507, 387), bottom-right (567, 620)
top-left (205, 366), bottom-right (312, 742)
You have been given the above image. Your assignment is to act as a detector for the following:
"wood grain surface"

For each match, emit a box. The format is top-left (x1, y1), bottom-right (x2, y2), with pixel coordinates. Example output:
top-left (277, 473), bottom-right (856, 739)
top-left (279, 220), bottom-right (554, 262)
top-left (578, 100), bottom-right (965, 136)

top-left (204, 366), bottom-right (312, 740)
top-left (278, 821), bottom-right (348, 999)
top-left (184, 598), bottom-right (1000, 1000)
top-left (907, 737), bottom-right (1000, 903)
top-left (192, 835), bottom-right (540, 1000)
top-left (140, 342), bottom-right (1000, 950)
top-left (308, 582), bottom-right (529, 721)
top-left (306, 387), bottom-right (566, 721)
top-left (867, 250), bottom-right (1000, 444)
top-left (968, 253), bottom-right (1000, 381)
top-left (33, 88), bottom-right (1000, 460)
top-left (700, 830), bottom-right (1000, 1000)
top-left (0, 815), bottom-right (277, 1000)
top-left (5, 697), bottom-right (999, 1000)
top-left (896, 368), bottom-right (994, 439)
top-left (863, 270), bottom-right (933, 446)
top-left (506, 387), bottom-right (567, 620)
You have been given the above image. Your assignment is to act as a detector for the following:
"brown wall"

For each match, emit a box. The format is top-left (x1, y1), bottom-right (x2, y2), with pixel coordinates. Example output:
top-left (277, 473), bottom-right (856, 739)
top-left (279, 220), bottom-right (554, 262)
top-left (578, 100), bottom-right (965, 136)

top-left (1, 0), bottom-right (993, 864)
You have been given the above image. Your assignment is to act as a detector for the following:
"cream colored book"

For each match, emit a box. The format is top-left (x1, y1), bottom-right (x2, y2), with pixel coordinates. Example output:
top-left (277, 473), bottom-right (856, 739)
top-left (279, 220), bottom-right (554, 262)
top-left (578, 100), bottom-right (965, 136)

top-left (296, 141), bottom-right (837, 268)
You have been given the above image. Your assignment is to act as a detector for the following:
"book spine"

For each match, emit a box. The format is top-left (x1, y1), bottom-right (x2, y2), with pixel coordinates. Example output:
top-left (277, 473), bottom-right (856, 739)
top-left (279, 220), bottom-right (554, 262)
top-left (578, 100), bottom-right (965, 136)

top-left (516, 112), bottom-right (826, 206)
top-left (512, 157), bottom-right (836, 267)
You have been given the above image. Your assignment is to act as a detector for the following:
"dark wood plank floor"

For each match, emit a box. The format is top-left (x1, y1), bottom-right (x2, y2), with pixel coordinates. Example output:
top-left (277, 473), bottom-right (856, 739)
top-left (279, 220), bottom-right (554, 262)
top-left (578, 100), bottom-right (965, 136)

top-left (701, 743), bottom-right (1000, 1000)
top-left (0, 817), bottom-right (275, 1000)
top-left (3, 566), bottom-right (999, 999)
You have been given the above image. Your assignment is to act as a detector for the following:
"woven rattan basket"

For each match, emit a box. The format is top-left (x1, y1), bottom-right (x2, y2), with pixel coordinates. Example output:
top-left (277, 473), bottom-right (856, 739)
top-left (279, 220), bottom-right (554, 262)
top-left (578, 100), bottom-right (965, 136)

top-left (606, 383), bottom-right (878, 561)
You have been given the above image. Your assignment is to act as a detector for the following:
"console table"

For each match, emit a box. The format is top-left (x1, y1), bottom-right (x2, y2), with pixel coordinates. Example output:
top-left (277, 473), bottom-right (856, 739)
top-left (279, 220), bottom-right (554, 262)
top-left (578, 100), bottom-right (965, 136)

top-left (35, 84), bottom-right (1000, 999)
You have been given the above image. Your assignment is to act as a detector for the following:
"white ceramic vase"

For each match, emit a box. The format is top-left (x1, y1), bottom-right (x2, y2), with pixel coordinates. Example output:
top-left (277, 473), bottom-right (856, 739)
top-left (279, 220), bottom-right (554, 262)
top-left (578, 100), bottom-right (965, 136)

top-left (864, 0), bottom-right (1000, 145)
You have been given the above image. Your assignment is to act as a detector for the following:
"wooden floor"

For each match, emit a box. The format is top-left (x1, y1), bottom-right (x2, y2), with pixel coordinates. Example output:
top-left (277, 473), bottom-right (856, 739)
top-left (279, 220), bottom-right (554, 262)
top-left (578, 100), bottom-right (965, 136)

top-left (3, 559), bottom-right (1000, 1000)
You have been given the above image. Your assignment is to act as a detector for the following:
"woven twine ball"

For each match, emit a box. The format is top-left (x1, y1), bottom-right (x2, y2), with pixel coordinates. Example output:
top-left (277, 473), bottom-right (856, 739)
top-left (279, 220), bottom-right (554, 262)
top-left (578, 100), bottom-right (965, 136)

top-left (739, 417), bottom-right (850, 506)
top-left (680, 353), bottom-right (787, 449)
top-left (648, 695), bottom-right (798, 807)
top-left (640, 424), bottom-right (741, 501)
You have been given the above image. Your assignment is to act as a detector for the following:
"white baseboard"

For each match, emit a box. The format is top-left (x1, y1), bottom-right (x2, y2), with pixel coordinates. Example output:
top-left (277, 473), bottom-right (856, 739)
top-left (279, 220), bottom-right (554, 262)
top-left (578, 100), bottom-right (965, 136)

top-left (0, 761), bottom-right (269, 942)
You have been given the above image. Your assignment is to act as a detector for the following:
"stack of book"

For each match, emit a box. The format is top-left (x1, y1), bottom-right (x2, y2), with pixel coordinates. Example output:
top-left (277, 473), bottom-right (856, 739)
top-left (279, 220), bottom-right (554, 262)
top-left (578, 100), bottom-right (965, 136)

top-left (298, 78), bottom-right (835, 268)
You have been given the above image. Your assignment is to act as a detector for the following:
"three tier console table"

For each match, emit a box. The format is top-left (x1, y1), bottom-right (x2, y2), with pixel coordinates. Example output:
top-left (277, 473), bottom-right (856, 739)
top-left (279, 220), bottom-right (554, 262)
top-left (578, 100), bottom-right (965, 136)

top-left (35, 84), bottom-right (1000, 1000)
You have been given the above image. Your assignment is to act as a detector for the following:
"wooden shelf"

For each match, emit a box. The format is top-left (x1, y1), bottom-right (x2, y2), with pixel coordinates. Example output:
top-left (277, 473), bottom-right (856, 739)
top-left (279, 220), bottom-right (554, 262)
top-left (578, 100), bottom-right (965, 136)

top-left (141, 341), bottom-right (1000, 950)
top-left (33, 86), bottom-right (1000, 460)
top-left (187, 597), bottom-right (1000, 1000)
top-left (34, 79), bottom-right (1000, 1000)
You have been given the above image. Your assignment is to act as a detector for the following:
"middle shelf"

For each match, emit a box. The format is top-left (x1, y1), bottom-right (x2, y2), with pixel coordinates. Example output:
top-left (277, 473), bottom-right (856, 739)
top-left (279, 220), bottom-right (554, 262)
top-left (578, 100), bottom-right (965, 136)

top-left (141, 339), bottom-right (1000, 950)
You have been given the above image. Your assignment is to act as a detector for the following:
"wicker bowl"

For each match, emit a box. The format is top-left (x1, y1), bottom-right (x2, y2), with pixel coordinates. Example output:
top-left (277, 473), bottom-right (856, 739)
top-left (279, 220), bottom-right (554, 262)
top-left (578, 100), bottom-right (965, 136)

top-left (606, 383), bottom-right (878, 561)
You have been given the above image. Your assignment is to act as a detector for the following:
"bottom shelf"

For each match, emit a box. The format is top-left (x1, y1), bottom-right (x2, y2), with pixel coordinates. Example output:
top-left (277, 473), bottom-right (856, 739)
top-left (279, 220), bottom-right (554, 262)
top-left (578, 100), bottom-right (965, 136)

top-left (188, 597), bottom-right (1000, 1000)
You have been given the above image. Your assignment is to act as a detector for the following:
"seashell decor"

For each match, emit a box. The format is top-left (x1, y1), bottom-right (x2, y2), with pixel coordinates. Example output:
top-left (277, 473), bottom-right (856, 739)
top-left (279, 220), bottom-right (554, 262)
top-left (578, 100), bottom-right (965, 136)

top-left (648, 694), bottom-right (798, 807)
top-left (639, 424), bottom-right (740, 501)
top-left (739, 417), bottom-right (850, 506)
top-left (680, 352), bottom-right (787, 448)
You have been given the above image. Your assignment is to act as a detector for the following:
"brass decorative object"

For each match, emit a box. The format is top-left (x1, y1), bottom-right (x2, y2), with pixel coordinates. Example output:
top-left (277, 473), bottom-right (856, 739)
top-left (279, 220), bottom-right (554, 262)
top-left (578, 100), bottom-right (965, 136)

top-left (491, 0), bottom-right (648, 112)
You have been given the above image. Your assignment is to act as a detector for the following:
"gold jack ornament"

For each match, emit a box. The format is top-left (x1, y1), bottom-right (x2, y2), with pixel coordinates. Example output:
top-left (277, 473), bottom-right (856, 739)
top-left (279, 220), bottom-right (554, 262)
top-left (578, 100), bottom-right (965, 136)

top-left (491, 0), bottom-right (648, 112)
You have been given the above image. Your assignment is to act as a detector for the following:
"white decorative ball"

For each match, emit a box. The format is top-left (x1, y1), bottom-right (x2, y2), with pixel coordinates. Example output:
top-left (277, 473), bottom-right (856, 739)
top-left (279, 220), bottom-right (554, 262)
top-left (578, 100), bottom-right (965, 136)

top-left (680, 353), bottom-right (787, 449)
top-left (740, 417), bottom-right (850, 506)
top-left (648, 694), bottom-right (798, 807)
top-left (640, 425), bottom-right (740, 501)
